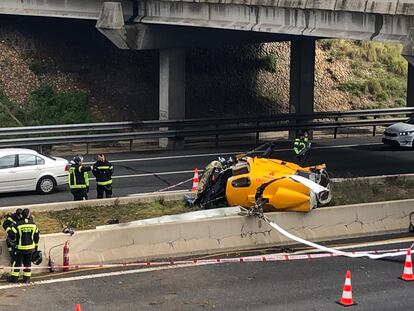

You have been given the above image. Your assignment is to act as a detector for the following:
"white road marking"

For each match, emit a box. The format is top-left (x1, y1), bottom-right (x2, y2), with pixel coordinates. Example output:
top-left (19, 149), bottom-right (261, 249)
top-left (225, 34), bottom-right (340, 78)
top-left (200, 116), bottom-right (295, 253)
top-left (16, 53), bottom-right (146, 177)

top-left (0, 263), bottom-right (209, 290)
top-left (111, 170), bottom-right (196, 179)
top-left (314, 142), bottom-right (382, 149)
top-left (87, 151), bottom-right (240, 164)
top-left (83, 142), bottom-right (386, 181)
top-left (84, 142), bottom-right (382, 165)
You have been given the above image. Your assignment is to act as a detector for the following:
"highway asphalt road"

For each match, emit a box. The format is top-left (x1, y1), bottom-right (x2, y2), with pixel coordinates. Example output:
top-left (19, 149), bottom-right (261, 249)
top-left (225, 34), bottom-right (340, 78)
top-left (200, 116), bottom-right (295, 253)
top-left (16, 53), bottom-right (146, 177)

top-left (0, 240), bottom-right (412, 310)
top-left (0, 136), bottom-right (413, 207)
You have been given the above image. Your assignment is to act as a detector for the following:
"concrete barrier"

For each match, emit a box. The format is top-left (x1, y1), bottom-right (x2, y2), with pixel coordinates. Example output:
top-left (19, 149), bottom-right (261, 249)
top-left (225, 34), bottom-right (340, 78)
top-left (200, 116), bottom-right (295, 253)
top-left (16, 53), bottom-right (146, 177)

top-left (1, 198), bottom-right (413, 273)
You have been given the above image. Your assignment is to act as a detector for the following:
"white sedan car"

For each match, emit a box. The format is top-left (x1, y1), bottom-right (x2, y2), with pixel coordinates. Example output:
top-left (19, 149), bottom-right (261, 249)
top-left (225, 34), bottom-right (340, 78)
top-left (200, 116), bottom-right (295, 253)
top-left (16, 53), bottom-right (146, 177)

top-left (0, 148), bottom-right (68, 194)
top-left (382, 118), bottom-right (414, 148)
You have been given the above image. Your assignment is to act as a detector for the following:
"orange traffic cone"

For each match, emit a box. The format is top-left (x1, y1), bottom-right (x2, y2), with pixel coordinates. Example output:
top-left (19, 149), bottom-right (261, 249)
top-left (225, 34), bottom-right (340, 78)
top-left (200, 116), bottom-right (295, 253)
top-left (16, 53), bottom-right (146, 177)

top-left (191, 168), bottom-right (199, 191)
top-left (337, 270), bottom-right (356, 306)
top-left (401, 248), bottom-right (414, 281)
top-left (75, 304), bottom-right (82, 311)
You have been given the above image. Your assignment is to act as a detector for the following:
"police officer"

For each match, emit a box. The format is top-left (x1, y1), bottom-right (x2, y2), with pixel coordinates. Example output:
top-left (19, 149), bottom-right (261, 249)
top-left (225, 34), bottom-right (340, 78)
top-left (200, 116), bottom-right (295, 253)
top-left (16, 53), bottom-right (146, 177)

top-left (8, 208), bottom-right (39, 283)
top-left (68, 155), bottom-right (92, 201)
top-left (92, 154), bottom-right (114, 199)
top-left (293, 130), bottom-right (311, 165)
top-left (2, 209), bottom-right (23, 264)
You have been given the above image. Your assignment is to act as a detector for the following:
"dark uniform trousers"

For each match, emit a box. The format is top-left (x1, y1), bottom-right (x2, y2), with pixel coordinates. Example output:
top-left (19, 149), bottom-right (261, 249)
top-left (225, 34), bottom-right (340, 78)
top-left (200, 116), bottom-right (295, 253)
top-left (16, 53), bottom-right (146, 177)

top-left (8, 218), bottom-right (39, 283)
top-left (72, 188), bottom-right (88, 201)
top-left (97, 185), bottom-right (112, 199)
top-left (6, 239), bottom-right (15, 263)
top-left (11, 251), bottom-right (33, 282)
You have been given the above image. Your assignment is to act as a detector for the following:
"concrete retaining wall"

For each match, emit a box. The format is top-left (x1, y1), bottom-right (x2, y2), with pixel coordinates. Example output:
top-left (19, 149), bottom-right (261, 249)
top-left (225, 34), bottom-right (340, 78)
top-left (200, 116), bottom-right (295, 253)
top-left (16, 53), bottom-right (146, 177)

top-left (1, 198), bottom-right (413, 272)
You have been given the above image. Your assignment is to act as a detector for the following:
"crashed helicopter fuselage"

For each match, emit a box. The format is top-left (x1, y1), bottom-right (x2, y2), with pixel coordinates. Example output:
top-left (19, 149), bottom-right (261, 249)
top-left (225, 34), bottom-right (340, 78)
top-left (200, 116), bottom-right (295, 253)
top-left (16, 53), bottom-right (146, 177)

top-left (192, 156), bottom-right (331, 212)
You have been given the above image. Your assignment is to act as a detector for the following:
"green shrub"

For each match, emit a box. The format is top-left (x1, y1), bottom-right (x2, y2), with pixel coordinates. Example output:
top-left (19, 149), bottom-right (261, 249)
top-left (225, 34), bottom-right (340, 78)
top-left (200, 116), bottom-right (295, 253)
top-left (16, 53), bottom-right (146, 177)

top-left (29, 61), bottom-right (53, 75)
top-left (261, 54), bottom-right (278, 73)
top-left (338, 81), bottom-right (366, 96)
top-left (376, 91), bottom-right (388, 101)
top-left (395, 98), bottom-right (406, 107)
top-left (366, 79), bottom-right (382, 95)
top-left (385, 56), bottom-right (408, 76)
top-left (156, 196), bottom-right (166, 206)
top-left (29, 84), bottom-right (91, 125)
top-left (378, 77), bottom-right (406, 103)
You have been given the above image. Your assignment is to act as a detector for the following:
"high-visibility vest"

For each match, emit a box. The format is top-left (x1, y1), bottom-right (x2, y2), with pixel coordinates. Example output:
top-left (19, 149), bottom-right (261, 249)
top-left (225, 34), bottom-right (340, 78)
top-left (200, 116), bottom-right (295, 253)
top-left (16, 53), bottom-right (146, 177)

top-left (68, 165), bottom-right (89, 189)
top-left (93, 162), bottom-right (113, 186)
top-left (13, 218), bottom-right (39, 251)
top-left (2, 215), bottom-right (16, 233)
top-left (293, 139), bottom-right (307, 155)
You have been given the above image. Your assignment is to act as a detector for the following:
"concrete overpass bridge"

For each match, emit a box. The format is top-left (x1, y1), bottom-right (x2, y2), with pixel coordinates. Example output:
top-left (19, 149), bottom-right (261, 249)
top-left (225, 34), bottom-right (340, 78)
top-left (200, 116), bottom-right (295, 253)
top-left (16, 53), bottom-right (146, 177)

top-left (1, 0), bottom-right (414, 145)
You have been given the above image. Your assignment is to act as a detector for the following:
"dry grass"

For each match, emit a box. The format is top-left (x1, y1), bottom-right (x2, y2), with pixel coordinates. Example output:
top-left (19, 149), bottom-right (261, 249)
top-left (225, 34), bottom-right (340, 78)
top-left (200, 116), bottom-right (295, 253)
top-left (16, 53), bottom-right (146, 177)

top-left (328, 178), bottom-right (414, 206)
top-left (0, 200), bottom-right (190, 238)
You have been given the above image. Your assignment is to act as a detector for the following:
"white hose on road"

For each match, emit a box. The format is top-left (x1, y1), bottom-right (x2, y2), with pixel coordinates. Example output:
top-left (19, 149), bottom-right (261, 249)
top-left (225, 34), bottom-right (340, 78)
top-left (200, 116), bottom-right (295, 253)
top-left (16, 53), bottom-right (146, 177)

top-left (263, 215), bottom-right (409, 259)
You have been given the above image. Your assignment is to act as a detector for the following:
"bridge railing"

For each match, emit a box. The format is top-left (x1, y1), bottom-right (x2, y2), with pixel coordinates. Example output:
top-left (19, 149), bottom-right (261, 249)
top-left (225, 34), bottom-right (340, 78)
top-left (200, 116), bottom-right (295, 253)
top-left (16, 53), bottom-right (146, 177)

top-left (0, 107), bottom-right (412, 150)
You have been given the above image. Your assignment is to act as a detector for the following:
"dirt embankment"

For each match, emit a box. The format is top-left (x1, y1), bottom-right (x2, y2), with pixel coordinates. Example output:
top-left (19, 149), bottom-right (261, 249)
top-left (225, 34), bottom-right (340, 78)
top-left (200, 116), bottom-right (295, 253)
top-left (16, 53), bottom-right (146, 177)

top-left (0, 16), bottom-right (407, 123)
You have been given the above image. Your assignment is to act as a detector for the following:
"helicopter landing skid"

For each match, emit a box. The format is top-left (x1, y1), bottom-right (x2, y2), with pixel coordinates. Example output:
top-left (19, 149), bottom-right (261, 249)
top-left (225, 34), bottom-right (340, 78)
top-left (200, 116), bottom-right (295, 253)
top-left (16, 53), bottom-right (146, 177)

top-left (237, 205), bottom-right (264, 218)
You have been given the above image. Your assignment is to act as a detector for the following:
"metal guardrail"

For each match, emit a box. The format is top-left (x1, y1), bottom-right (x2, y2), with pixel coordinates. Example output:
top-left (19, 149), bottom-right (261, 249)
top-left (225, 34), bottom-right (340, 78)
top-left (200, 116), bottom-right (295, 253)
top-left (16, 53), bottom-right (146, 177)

top-left (0, 107), bottom-right (412, 150)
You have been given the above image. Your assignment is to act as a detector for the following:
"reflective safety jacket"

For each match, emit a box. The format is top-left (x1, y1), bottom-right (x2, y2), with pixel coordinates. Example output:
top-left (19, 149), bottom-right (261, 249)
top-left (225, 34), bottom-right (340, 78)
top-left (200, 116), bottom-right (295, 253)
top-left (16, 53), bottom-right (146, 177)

top-left (293, 137), bottom-right (309, 155)
top-left (68, 164), bottom-right (91, 189)
top-left (92, 160), bottom-right (114, 186)
top-left (2, 213), bottom-right (19, 234)
top-left (8, 218), bottom-right (39, 253)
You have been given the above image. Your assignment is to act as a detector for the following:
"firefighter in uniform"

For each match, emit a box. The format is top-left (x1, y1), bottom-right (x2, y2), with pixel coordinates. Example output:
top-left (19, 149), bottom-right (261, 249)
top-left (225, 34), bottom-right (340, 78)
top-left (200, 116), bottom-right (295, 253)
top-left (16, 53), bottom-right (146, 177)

top-left (8, 209), bottom-right (39, 283)
top-left (2, 209), bottom-right (23, 264)
top-left (92, 154), bottom-right (114, 199)
top-left (293, 130), bottom-right (311, 165)
top-left (68, 155), bottom-right (92, 201)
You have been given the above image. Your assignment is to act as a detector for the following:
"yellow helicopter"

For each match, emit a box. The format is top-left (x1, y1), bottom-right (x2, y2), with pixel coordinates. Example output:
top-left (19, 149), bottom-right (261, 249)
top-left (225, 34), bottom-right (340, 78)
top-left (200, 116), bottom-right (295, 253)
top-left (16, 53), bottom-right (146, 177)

top-left (189, 144), bottom-right (331, 213)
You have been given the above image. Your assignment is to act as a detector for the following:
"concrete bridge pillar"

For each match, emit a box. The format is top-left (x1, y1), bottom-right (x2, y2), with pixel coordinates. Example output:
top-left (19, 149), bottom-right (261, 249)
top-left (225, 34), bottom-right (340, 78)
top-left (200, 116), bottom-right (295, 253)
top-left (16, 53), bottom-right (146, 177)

top-left (159, 48), bottom-right (186, 149)
top-left (289, 38), bottom-right (316, 139)
top-left (408, 62), bottom-right (414, 107)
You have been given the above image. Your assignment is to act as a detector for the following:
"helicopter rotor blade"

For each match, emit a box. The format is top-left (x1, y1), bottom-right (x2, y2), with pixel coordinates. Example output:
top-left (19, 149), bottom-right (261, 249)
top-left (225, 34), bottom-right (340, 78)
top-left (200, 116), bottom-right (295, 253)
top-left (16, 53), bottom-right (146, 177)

top-left (289, 174), bottom-right (328, 195)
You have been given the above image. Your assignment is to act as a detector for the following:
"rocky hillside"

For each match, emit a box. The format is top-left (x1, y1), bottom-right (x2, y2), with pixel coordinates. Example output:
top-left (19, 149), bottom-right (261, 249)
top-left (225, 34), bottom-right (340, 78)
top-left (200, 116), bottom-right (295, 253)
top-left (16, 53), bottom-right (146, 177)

top-left (0, 15), bottom-right (408, 126)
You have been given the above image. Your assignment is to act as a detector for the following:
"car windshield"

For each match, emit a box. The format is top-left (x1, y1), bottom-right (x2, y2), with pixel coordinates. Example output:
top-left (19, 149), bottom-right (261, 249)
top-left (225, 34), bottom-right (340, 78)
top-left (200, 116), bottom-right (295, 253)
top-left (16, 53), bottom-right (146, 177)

top-left (406, 118), bottom-right (414, 125)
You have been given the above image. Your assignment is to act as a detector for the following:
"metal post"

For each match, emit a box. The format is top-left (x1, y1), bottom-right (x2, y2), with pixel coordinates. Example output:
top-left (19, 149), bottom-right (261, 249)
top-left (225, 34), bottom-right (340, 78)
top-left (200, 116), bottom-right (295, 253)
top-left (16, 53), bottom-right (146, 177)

top-left (215, 124), bottom-right (219, 147)
top-left (334, 117), bottom-right (338, 138)
top-left (255, 121), bottom-right (260, 145)
top-left (129, 139), bottom-right (133, 152)
top-left (408, 62), bottom-right (414, 108)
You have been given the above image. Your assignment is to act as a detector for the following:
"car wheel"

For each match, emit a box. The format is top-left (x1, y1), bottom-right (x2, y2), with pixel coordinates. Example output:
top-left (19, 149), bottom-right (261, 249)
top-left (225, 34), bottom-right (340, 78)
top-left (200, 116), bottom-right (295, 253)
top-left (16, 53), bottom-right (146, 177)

top-left (37, 176), bottom-right (56, 194)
